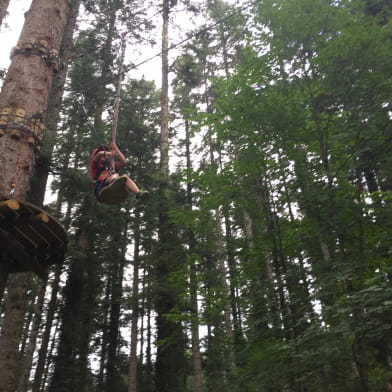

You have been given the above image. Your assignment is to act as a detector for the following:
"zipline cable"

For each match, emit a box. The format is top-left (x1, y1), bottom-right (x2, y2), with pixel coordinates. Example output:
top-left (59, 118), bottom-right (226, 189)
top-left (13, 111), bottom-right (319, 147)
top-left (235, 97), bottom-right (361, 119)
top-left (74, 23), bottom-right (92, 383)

top-left (29, 0), bottom-right (260, 122)
top-left (124, 0), bottom-right (261, 73)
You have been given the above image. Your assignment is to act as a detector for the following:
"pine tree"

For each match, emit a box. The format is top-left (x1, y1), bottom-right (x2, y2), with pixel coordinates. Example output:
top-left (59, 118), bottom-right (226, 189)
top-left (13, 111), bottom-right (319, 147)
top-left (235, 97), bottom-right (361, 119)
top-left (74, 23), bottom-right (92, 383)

top-left (155, 0), bottom-right (187, 390)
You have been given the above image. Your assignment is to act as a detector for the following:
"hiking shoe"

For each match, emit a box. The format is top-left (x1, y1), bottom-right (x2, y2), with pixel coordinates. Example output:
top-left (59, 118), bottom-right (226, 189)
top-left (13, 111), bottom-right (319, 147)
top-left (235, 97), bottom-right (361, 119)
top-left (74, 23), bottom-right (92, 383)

top-left (135, 190), bottom-right (149, 204)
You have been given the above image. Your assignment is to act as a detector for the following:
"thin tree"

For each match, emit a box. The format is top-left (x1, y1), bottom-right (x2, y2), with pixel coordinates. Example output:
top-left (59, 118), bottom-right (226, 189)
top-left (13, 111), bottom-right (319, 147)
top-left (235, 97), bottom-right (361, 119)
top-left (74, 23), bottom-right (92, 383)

top-left (155, 0), bottom-right (186, 390)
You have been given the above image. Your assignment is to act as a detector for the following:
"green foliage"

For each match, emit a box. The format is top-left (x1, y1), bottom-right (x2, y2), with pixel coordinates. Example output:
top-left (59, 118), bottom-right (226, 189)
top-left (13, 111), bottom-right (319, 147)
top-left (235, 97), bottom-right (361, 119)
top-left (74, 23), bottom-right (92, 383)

top-left (37, 0), bottom-right (392, 391)
top-left (167, 0), bottom-right (392, 390)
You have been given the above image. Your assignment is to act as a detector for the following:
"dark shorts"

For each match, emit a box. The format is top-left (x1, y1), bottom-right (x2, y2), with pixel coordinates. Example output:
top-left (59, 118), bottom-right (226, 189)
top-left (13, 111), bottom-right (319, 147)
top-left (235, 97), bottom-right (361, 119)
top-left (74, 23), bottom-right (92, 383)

top-left (94, 181), bottom-right (106, 199)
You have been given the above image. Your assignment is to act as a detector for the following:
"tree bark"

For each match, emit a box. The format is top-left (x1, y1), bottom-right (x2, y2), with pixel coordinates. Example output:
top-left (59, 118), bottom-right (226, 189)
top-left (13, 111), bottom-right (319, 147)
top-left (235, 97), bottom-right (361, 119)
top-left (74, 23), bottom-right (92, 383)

top-left (0, 273), bottom-right (32, 392)
top-left (155, 0), bottom-right (186, 390)
top-left (104, 232), bottom-right (127, 392)
top-left (48, 227), bottom-right (89, 392)
top-left (0, 4), bottom-right (78, 386)
top-left (0, 0), bottom-right (76, 199)
top-left (31, 265), bottom-right (62, 392)
top-left (17, 280), bottom-right (47, 392)
top-left (205, 93), bottom-right (236, 375)
top-left (0, 255), bottom-right (10, 302)
top-left (128, 209), bottom-right (141, 392)
top-left (0, 0), bottom-right (10, 27)
top-left (27, 0), bottom-right (81, 206)
top-left (184, 119), bottom-right (203, 392)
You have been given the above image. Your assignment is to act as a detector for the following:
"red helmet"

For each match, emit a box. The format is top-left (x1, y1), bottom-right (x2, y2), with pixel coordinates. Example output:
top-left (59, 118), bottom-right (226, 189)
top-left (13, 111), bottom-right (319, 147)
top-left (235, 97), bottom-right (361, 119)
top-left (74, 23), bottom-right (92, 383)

top-left (92, 145), bottom-right (109, 156)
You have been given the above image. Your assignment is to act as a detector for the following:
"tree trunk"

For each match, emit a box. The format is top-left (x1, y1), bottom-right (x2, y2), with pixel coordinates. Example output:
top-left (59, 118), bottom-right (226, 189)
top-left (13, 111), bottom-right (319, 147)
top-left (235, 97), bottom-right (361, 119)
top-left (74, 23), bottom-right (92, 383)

top-left (145, 270), bottom-right (154, 388)
top-left (0, 0), bottom-right (10, 27)
top-left (0, 273), bottom-right (32, 392)
top-left (206, 113), bottom-right (236, 375)
top-left (0, 0), bottom-right (76, 199)
top-left (31, 265), bottom-right (62, 392)
top-left (128, 209), bottom-right (141, 392)
top-left (155, 0), bottom-right (185, 390)
top-left (48, 227), bottom-right (89, 392)
top-left (0, 3), bottom-right (77, 387)
top-left (0, 255), bottom-right (10, 302)
top-left (184, 119), bottom-right (203, 392)
top-left (17, 280), bottom-right (47, 392)
top-left (104, 233), bottom-right (127, 392)
top-left (214, 209), bottom-right (237, 373)
top-left (42, 313), bottom-right (60, 389)
top-left (27, 0), bottom-right (81, 206)
top-left (98, 277), bottom-right (111, 390)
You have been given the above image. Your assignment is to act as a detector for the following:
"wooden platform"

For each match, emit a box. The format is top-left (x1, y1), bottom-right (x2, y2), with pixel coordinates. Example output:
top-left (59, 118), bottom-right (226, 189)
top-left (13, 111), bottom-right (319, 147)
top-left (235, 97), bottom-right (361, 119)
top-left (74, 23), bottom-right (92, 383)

top-left (0, 197), bottom-right (68, 278)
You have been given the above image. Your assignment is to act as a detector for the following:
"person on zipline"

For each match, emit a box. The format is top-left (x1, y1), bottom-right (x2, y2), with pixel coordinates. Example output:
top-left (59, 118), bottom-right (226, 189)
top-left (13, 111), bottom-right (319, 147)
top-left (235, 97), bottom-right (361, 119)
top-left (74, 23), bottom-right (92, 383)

top-left (90, 141), bottom-right (148, 203)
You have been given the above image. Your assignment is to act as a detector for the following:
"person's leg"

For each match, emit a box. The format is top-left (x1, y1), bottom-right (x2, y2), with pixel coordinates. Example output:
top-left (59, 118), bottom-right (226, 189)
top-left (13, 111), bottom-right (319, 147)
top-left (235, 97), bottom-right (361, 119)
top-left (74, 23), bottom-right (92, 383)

top-left (95, 182), bottom-right (105, 199)
top-left (124, 175), bottom-right (140, 194)
top-left (105, 173), bottom-right (148, 201)
top-left (124, 175), bottom-right (149, 202)
top-left (106, 173), bottom-right (119, 183)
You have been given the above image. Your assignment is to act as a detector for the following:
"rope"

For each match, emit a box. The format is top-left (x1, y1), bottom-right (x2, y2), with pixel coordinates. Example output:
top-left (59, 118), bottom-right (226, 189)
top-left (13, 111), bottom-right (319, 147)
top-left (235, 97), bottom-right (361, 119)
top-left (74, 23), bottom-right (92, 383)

top-left (110, 33), bottom-right (127, 170)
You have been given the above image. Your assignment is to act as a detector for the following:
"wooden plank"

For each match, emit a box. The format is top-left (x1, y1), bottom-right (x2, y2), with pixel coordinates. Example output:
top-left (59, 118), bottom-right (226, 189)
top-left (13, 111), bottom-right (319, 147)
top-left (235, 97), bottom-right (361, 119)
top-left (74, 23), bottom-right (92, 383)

top-left (34, 222), bottom-right (67, 249)
top-left (0, 199), bottom-right (20, 218)
top-left (0, 198), bottom-right (67, 275)
top-left (0, 199), bottom-right (20, 214)
top-left (13, 225), bottom-right (39, 248)
top-left (0, 209), bottom-right (66, 249)
top-left (0, 227), bottom-right (48, 279)
top-left (15, 222), bottom-right (52, 248)
top-left (0, 221), bottom-right (66, 265)
top-left (4, 199), bottom-right (67, 241)
top-left (44, 218), bottom-right (68, 242)
top-left (2, 213), bottom-right (49, 225)
top-left (0, 221), bottom-right (33, 249)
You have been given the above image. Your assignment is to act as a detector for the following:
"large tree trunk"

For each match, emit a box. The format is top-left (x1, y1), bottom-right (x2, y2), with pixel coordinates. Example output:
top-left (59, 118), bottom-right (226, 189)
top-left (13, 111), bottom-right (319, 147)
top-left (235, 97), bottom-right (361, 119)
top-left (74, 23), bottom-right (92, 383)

top-left (0, 0), bottom-right (75, 199)
top-left (0, 3), bottom-right (78, 390)
top-left (27, 0), bottom-right (81, 206)
top-left (17, 4), bottom-right (80, 383)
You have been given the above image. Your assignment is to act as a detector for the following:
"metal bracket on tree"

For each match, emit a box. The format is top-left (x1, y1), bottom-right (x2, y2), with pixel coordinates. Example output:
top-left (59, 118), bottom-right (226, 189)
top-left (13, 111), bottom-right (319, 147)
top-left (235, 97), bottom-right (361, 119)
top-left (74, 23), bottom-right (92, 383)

top-left (0, 107), bottom-right (45, 149)
top-left (10, 39), bottom-right (61, 72)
